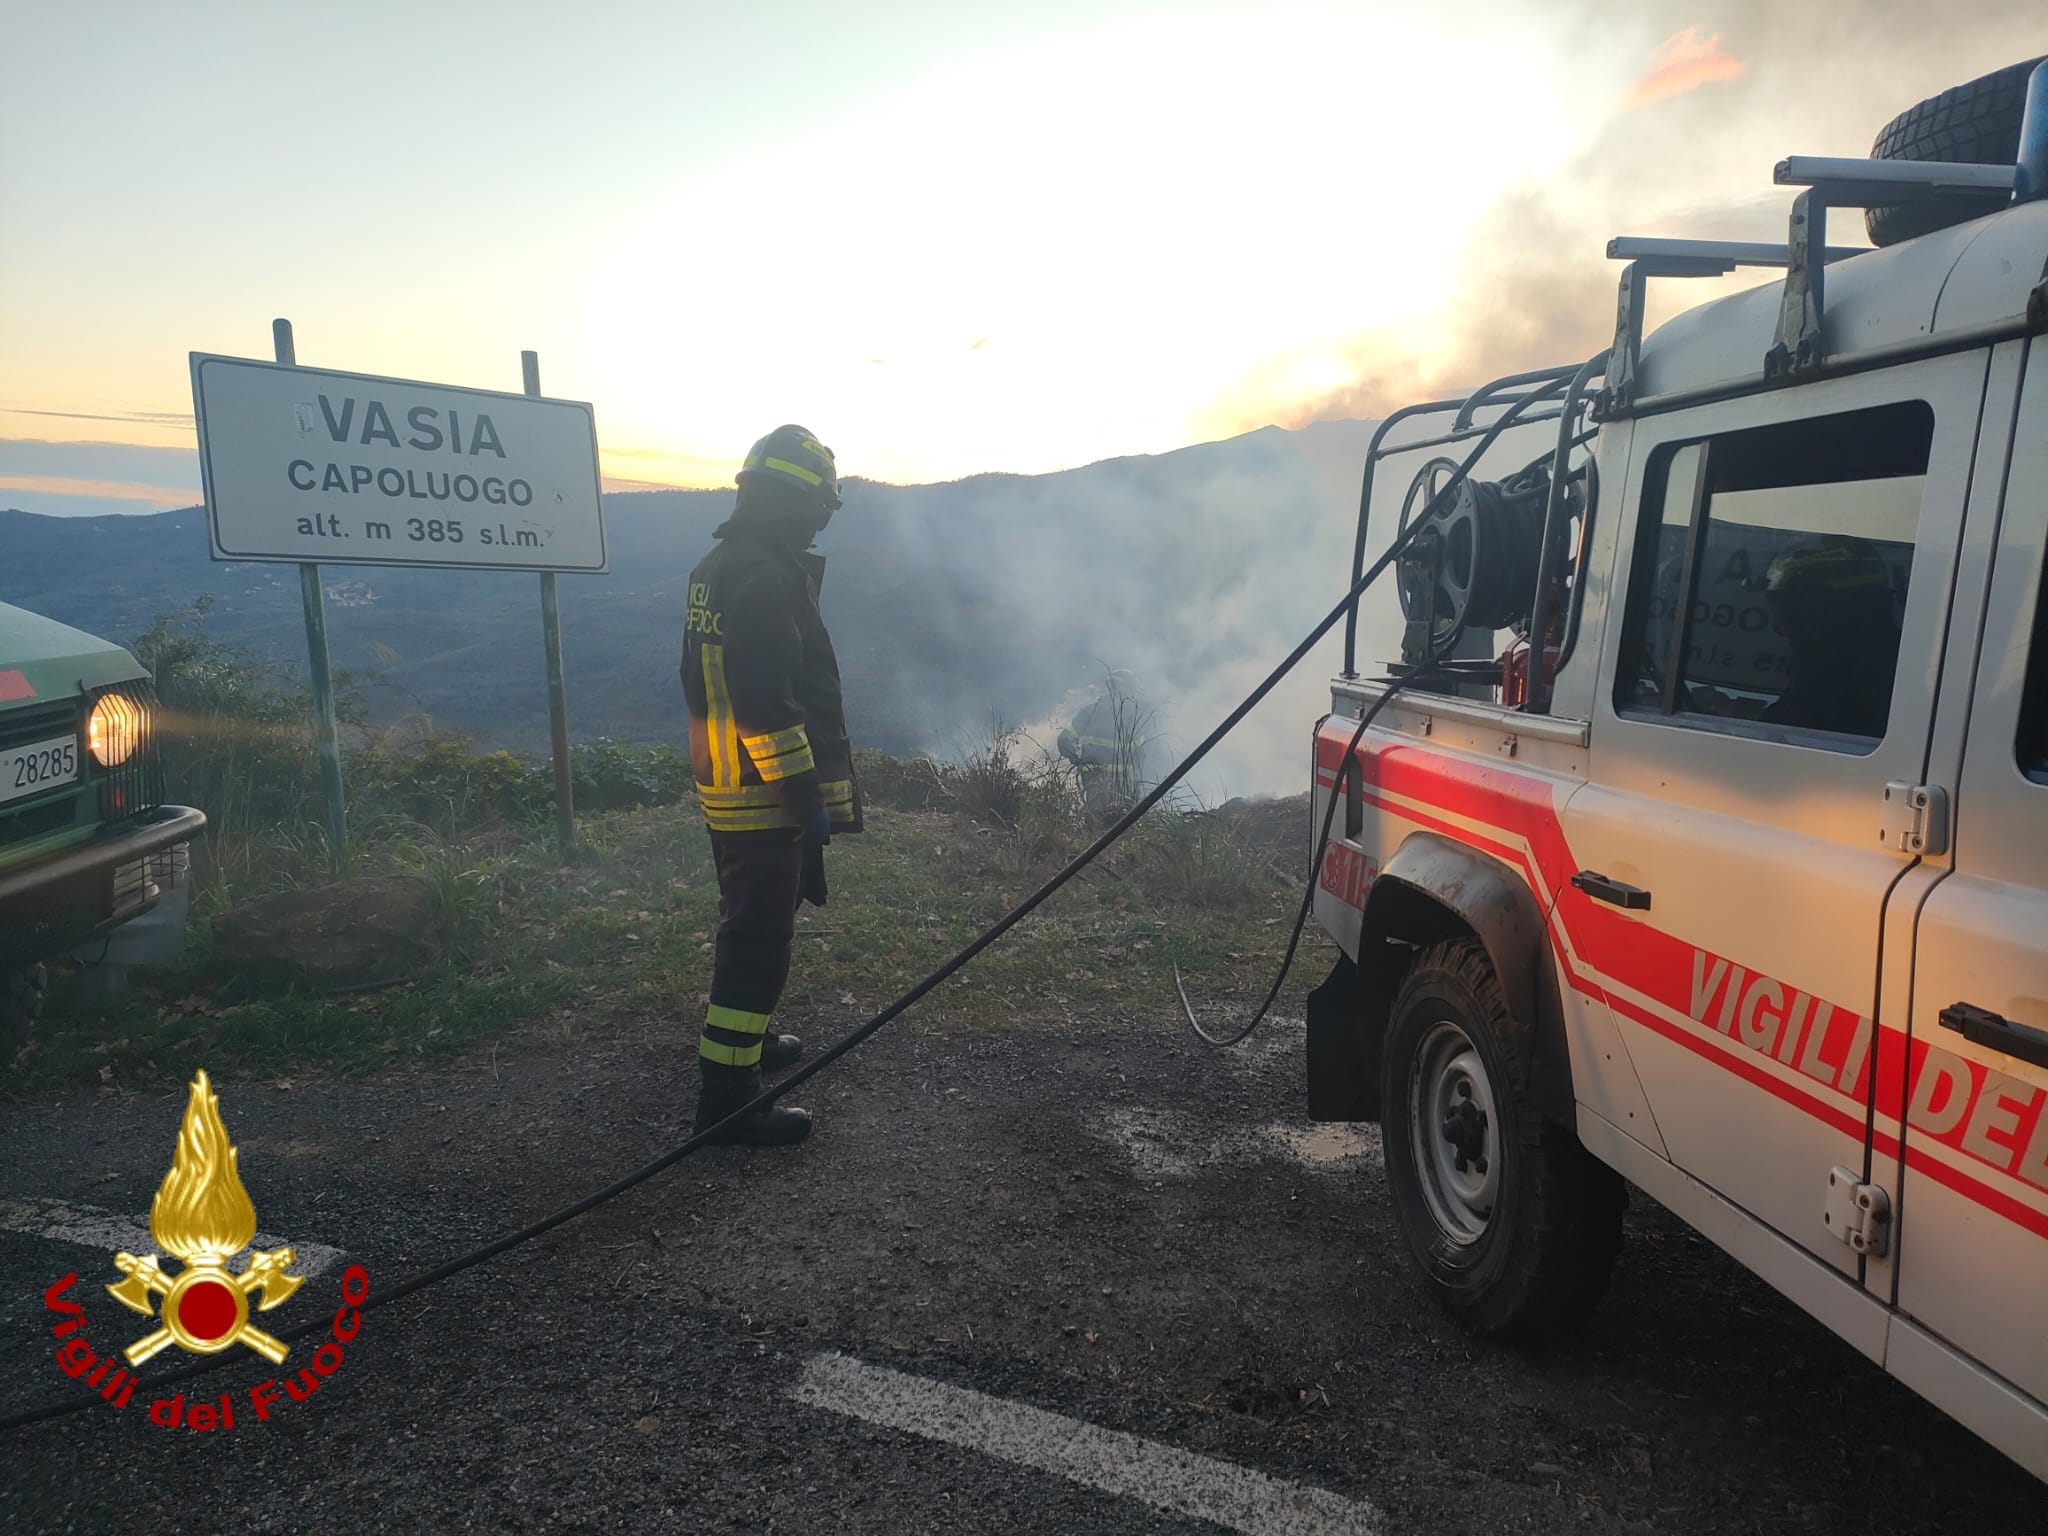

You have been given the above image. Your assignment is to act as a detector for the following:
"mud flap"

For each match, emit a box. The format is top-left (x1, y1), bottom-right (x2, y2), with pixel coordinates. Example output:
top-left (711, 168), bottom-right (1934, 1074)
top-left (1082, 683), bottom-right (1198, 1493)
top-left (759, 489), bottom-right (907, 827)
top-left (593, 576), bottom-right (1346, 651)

top-left (1306, 954), bottom-right (1380, 1122)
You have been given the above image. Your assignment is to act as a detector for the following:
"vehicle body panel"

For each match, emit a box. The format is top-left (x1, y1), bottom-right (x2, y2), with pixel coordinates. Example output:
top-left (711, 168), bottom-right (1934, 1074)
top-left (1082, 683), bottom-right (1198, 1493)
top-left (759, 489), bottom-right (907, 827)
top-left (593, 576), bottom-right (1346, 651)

top-left (1310, 191), bottom-right (2048, 1480)
top-left (1887, 338), bottom-right (2048, 1432)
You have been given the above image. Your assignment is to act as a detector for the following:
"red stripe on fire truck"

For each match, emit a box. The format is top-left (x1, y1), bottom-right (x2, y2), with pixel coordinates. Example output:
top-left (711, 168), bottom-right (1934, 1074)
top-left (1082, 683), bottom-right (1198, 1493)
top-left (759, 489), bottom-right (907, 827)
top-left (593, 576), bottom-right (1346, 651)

top-left (1314, 729), bottom-right (2048, 1238)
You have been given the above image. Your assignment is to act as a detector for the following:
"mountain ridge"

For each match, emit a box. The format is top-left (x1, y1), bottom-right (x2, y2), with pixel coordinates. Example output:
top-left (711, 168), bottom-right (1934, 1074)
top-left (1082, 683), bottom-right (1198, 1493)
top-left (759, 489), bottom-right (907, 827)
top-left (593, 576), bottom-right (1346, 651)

top-left (1, 418), bottom-right (1385, 793)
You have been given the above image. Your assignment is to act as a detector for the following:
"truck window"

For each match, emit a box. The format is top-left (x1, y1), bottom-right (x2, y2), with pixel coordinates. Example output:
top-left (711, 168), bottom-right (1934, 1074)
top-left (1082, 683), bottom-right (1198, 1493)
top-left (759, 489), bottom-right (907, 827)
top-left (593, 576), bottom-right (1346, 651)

top-left (1616, 401), bottom-right (1934, 750)
top-left (2020, 545), bottom-right (2048, 784)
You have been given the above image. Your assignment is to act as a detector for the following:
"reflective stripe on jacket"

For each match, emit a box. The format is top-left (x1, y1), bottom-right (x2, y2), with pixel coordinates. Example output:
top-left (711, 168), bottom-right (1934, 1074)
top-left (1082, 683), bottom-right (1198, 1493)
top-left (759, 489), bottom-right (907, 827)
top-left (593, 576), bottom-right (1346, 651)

top-left (680, 519), bottom-right (862, 835)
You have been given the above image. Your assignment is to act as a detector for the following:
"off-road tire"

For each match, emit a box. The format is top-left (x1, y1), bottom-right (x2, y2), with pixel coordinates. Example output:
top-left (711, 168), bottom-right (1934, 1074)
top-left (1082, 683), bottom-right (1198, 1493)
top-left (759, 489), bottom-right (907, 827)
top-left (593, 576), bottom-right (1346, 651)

top-left (1866, 57), bottom-right (2044, 248)
top-left (3, 964), bottom-right (48, 1060)
top-left (1380, 938), bottom-right (1623, 1341)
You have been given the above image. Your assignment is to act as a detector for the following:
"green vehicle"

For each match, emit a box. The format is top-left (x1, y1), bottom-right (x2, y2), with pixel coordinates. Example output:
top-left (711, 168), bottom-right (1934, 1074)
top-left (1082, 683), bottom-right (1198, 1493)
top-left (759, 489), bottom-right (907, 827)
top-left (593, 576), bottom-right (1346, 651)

top-left (0, 600), bottom-right (204, 1055)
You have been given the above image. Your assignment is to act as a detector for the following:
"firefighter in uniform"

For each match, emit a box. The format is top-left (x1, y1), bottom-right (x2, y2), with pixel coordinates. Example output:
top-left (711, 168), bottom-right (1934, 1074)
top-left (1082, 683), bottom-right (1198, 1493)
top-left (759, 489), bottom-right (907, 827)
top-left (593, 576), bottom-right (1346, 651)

top-left (1057, 671), bottom-right (1150, 825)
top-left (681, 425), bottom-right (862, 1145)
top-left (1761, 535), bottom-right (1900, 739)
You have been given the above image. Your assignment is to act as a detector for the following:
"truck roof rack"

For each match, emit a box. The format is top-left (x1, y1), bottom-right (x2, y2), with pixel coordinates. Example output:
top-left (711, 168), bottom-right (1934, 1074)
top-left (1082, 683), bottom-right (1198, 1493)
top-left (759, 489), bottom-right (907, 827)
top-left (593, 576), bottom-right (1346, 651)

top-left (1775, 155), bottom-right (2019, 199)
top-left (1606, 236), bottom-right (1870, 270)
top-left (1597, 237), bottom-right (1868, 416)
top-left (1767, 156), bottom-right (2020, 380)
top-left (1598, 153), bottom-right (2027, 410)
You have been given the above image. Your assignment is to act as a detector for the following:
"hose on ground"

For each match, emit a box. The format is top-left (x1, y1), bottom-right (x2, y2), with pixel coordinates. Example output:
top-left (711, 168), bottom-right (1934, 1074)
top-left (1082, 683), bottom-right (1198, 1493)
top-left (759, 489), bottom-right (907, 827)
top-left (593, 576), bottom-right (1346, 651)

top-left (1177, 372), bottom-right (1569, 1047)
top-left (2, 366), bottom-right (1572, 1432)
top-left (1175, 620), bottom-right (1464, 1047)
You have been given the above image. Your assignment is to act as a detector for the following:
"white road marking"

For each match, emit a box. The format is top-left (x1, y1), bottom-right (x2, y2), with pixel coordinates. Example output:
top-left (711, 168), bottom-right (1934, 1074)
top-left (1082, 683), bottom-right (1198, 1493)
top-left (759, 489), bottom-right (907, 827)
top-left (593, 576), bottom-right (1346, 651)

top-left (1101, 1107), bottom-right (1382, 1180)
top-left (1260, 1122), bottom-right (1381, 1170)
top-left (793, 1352), bottom-right (1382, 1536)
top-left (0, 1197), bottom-right (346, 1277)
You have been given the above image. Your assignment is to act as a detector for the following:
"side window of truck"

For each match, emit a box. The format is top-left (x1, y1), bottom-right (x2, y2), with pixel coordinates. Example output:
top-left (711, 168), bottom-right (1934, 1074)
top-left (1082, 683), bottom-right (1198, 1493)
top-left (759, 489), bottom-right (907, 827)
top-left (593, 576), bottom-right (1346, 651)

top-left (1614, 401), bottom-right (1935, 752)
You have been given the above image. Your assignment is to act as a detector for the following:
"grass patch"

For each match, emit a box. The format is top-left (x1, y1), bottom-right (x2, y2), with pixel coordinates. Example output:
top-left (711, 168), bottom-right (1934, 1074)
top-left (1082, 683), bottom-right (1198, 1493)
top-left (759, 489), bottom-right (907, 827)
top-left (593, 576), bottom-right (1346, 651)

top-left (6, 798), bottom-right (1310, 1099)
top-left (6, 607), bottom-right (1313, 1098)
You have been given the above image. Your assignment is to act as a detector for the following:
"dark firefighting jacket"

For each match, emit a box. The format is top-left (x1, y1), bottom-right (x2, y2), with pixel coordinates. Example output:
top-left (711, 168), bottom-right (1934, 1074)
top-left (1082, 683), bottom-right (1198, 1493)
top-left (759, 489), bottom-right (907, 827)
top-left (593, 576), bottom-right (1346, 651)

top-left (1058, 695), bottom-right (1150, 772)
top-left (680, 510), bottom-right (862, 836)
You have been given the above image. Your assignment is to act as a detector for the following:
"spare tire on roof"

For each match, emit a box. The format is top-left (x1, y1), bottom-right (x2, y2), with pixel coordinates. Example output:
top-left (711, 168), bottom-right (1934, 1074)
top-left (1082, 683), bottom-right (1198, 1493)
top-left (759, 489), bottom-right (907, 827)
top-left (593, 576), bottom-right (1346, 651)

top-left (1865, 56), bottom-right (2044, 248)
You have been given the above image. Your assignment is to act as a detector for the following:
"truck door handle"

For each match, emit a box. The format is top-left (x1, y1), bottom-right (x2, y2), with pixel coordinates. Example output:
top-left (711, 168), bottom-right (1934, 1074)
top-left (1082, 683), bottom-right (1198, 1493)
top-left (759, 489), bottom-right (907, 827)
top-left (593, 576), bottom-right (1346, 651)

top-left (1939, 1002), bottom-right (2048, 1071)
top-left (1571, 870), bottom-right (1652, 910)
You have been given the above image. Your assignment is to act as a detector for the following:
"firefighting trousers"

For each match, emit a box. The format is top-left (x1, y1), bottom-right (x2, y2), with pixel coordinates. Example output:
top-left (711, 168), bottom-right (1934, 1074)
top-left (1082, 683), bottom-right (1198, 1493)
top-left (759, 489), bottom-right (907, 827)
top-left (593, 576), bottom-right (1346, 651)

top-left (700, 829), bottom-right (805, 1069)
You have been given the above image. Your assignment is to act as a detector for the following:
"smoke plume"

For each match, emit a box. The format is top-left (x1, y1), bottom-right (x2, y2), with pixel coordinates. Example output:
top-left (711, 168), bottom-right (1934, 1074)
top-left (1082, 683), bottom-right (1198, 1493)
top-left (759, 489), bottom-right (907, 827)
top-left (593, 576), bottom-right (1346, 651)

top-left (1212, 2), bottom-right (2046, 435)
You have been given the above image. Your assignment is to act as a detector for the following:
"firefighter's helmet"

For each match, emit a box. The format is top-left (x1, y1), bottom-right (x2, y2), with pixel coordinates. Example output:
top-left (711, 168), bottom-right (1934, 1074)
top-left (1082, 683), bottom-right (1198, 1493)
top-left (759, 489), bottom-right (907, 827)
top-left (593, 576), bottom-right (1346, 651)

top-left (1763, 536), bottom-right (1890, 601)
top-left (737, 425), bottom-right (841, 510)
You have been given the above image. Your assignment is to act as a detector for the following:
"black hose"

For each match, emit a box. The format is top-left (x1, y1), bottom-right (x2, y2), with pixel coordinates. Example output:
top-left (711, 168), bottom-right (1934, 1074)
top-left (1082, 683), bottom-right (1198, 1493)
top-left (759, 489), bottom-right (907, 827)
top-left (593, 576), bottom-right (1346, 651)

top-left (0, 535), bottom-right (1383, 1430)
top-left (2, 363), bottom-right (1582, 1433)
top-left (1177, 366), bottom-right (1584, 1048)
top-left (1175, 627), bottom-right (1461, 1046)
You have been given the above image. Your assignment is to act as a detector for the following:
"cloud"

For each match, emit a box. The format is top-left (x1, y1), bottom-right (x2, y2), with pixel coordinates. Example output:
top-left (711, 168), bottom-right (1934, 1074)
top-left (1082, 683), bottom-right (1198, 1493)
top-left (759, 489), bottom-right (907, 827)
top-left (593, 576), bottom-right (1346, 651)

top-left (0, 436), bottom-right (199, 485)
top-left (0, 472), bottom-right (194, 502)
top-left (0, 438), bottom-right (202, 516)
top-left (1622, 27), bottom-right (1745, 111)
top-left (600, 474), bottom-right (693, 493)
top-left (595, 442), bottom-right (733, 489)
top-left (0, 475), bottom-right (200, 518)
top-left (1, 406), bottom-right (195, 430)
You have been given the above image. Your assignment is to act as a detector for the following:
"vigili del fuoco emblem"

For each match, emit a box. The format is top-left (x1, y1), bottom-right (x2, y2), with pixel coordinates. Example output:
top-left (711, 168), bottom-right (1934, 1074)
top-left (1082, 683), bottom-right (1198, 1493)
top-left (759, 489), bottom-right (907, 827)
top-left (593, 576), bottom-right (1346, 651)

top-left (104, 1070), bottom-right (303, 1365)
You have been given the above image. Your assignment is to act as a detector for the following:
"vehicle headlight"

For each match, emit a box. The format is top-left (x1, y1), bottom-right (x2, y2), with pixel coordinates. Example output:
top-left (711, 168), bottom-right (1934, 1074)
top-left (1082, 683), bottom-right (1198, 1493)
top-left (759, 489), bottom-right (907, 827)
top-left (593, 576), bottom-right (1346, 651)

top-left (89, 692), bottom-right (145, 767)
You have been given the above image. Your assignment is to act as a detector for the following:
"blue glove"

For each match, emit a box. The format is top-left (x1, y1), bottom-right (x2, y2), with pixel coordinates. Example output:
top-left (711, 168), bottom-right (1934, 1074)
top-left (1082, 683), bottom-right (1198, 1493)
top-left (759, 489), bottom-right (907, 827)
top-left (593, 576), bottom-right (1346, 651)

top-left (801, 807), bottom-right (833, 846)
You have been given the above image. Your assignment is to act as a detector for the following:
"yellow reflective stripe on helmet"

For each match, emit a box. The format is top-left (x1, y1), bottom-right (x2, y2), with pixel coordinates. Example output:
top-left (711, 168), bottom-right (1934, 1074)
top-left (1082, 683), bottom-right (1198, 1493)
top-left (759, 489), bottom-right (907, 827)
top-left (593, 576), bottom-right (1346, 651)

top-left (770, 455), bottom-right (825, 486)
top-left (699, 1036), bottom-right (763, 1067)
top-left (705, 1003), bottom-right (770, 1037)
top-left (700, 644), bottom-right (741, 788)
top-left (745, 454), bottom-right (823, 489)
top-left (742, 724), bottom-right (816, 781)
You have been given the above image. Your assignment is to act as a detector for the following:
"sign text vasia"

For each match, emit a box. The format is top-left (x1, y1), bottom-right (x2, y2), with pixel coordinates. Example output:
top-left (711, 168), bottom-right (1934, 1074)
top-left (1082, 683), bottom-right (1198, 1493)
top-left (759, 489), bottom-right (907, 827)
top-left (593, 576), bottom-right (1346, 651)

top-left (287, 393), bottom-right (535, 514)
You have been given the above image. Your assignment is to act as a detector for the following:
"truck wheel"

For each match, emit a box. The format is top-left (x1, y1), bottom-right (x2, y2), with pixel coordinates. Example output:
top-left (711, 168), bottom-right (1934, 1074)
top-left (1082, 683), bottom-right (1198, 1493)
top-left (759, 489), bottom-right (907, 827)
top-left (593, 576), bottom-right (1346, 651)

top-left (1865, 57), bottom-right (2044, 248)
top-left (3, 964), bottom-right (48, 1060)
top-left (1380, 939), bottom-right (1623, 1340)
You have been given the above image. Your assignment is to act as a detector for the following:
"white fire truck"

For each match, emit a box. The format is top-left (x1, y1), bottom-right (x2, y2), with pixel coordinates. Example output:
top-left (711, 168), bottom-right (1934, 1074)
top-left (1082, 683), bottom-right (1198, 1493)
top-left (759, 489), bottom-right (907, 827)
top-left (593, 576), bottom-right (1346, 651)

top-left (1305, 58), bottom-right (2048, 1480)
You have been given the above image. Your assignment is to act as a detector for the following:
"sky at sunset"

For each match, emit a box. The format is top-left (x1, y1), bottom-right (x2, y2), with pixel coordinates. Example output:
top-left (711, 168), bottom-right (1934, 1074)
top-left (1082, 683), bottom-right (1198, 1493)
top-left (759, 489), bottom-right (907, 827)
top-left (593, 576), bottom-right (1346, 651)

top-left (3, 1), bottom-right (2042, 517)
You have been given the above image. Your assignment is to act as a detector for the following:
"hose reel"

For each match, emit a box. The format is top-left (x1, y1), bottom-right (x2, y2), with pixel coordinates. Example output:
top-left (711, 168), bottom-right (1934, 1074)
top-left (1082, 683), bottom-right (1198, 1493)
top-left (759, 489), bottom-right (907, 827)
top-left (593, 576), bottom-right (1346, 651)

top-left (1396, 456), bottom-right (1582, 665)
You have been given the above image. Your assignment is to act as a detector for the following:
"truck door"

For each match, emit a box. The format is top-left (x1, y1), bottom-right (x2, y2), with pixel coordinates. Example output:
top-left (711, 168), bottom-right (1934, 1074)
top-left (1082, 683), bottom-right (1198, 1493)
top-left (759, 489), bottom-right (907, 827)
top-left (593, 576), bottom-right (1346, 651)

top-left (1559, 354), bottom-right (1990, 1312)
top-left (1885, 338), bottom-right (2048, 1465)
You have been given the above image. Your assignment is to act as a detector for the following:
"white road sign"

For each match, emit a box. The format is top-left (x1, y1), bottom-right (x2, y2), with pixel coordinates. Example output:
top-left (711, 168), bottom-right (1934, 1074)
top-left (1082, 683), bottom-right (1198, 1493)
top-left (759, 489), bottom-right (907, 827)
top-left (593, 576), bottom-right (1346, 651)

top-left (191, 354), bottom-right (607, 572)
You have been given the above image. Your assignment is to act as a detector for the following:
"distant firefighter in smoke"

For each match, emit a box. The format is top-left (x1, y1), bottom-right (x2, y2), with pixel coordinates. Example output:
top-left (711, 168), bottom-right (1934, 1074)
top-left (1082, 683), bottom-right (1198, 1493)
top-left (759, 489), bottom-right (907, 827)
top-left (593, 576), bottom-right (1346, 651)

top-left (1057, 669), bottom-right (1153, 826)
top-left (679, 425), bottom-right (863, 1146)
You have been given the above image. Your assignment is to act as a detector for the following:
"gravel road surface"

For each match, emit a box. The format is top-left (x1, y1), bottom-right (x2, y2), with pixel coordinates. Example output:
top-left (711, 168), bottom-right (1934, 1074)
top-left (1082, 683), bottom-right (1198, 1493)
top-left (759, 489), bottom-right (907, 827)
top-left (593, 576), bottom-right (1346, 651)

top-left (1, 1002), bottom-right (2037, 1533)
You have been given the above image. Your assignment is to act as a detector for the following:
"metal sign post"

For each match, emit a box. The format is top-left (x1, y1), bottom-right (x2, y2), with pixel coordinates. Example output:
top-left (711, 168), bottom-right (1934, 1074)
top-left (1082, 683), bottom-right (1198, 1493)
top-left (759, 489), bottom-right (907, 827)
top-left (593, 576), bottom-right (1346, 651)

top-left (272, 319), bottom-right (349, 870)
top-left (191, 328), bottom-right (606, 875)
top-left (523, 349), bottom-right (577, 860)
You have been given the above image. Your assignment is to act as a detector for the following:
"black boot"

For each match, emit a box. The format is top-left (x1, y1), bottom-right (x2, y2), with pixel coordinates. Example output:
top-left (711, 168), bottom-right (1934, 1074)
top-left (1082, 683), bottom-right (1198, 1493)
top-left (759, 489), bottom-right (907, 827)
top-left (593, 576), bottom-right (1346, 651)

top-left (696, 1061), bottom-right (812, 1146)
top-left (760, 1032), bottom-right (803, 1072)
